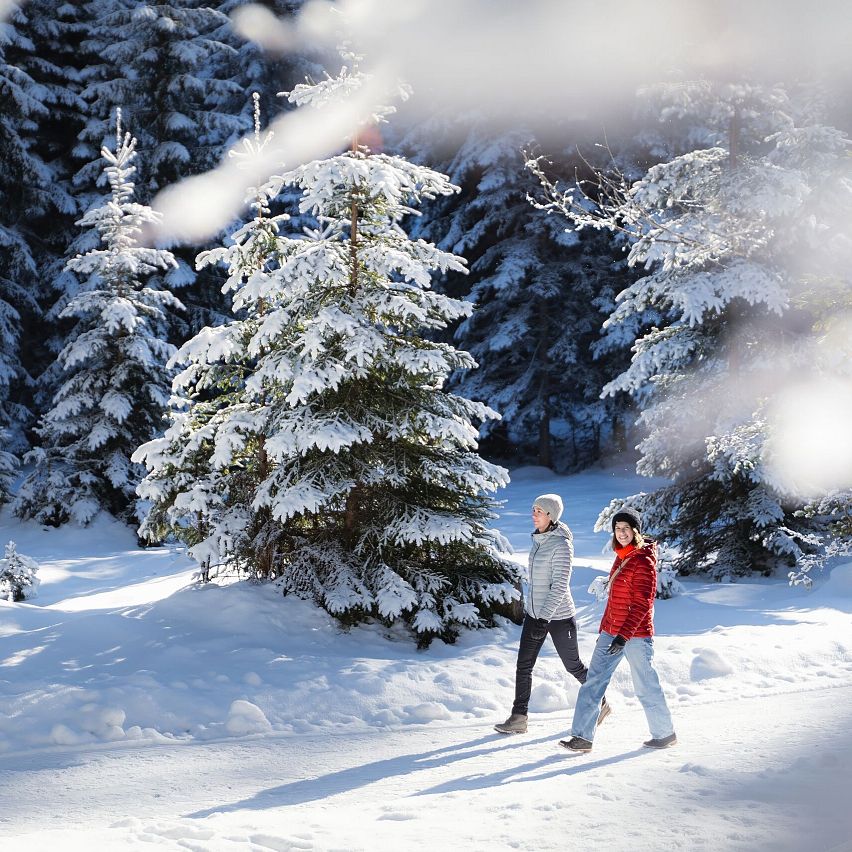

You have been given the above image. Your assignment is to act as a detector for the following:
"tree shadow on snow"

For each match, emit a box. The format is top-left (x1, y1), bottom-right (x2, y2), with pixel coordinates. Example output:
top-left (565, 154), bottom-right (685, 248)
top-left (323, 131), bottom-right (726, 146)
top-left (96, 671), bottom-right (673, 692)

top-left (652, 584), bottom-right (846, 635)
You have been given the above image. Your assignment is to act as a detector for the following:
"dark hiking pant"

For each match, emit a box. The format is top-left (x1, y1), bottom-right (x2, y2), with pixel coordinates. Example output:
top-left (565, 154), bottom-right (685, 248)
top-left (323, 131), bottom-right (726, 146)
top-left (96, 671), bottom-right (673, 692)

top-left (511, 614), bottom-right (588, 716)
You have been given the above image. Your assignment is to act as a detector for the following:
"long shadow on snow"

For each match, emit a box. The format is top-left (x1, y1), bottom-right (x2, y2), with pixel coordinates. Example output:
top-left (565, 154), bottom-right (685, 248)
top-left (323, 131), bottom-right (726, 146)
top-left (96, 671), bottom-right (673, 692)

top-left (415, 747), bottom-right (648, 795)
top-left (185, 732), bottom-right (561, 816)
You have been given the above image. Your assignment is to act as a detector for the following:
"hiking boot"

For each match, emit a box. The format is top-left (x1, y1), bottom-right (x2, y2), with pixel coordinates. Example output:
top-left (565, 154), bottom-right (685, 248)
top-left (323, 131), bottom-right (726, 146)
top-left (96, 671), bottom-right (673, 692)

top-left (643, 733), bottom-right (677, 749)
top-left (559, 736), bottom-right (593, 752)
top-left (494, 713), bottom-right (528, 734)
top-left (596, 697), bottom-right (612, 727)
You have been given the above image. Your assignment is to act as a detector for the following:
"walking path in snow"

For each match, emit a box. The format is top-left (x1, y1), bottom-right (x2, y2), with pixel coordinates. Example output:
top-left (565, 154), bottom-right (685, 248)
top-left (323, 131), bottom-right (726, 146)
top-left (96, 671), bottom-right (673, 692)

top-left (3, 684), bottom-right (851, 851)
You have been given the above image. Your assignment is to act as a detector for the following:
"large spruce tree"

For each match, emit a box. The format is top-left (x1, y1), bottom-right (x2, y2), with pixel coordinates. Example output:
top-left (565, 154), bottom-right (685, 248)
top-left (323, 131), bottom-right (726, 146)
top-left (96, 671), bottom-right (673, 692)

top-left (135, 57), bottom-right (519, 644)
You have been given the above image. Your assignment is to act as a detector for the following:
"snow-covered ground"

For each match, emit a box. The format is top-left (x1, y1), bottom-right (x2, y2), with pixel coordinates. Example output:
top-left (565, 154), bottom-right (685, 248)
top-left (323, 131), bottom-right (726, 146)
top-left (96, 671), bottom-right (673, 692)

top-left (1, 463), bottom-right (850, 851)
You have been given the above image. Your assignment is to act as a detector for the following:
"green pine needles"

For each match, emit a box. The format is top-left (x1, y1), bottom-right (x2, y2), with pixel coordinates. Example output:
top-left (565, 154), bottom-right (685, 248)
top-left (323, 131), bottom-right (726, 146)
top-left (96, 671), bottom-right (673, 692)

top-left (135, 65), bottom-right (520, 644)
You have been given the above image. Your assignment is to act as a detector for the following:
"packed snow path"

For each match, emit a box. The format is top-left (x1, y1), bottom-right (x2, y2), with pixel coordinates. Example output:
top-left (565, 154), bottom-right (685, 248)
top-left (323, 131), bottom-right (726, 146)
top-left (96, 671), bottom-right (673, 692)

top-left (3, 684), bottom-right (851, 851)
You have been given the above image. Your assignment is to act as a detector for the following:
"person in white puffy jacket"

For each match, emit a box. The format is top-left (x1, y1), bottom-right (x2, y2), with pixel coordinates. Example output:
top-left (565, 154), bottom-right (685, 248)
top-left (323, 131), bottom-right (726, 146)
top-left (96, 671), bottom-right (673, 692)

top-left (495, 493), bottom-right (610, 734)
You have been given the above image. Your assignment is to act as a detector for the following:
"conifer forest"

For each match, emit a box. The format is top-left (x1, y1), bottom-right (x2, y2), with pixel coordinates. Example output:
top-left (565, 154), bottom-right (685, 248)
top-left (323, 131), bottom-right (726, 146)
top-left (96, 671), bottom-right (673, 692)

top-left (1, 0), bottom-right (850, 640)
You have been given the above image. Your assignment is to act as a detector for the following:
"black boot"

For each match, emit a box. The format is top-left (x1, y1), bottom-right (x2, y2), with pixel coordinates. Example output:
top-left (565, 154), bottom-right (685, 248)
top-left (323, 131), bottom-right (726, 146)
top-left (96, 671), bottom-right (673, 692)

top-left (643, 733), bottom-right (677, 749)
top-left (559, 736), bottom-right (593, 752)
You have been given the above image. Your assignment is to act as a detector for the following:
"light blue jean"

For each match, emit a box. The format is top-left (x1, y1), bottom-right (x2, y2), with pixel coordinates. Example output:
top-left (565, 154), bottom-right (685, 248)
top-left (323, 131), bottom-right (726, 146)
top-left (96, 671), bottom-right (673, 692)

top-left (571, 631), bottom-right (674, 742)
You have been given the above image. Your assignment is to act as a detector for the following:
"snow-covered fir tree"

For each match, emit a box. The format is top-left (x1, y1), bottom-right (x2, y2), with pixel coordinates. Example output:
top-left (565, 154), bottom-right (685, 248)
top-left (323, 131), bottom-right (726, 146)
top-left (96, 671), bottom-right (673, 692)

top-left (15, 113), bottom-right (184, 526)
top-left (76, 1), bottom-right (245, 197)
top-left (135, 59), bottom-right (519, 644)
top-left (75, 0), bottom-right (247, 334)
top-left (0, 1), bottom-right (58, 452)
top-left (33, 207), bottom-right (104, 421)
top-left (15, 0), bottom-right (93, 419)
top-left (0, 429), bottom-right (18, 507)
top-left (795, 489), bottom-right (852, 586)
top-left (784, 269), bottom-right (852, 585)
top-left (0, 541), bottom-right (40, 602)
top-left (533, 82), bottom-right (852, 580)
top-left (14, 0), bottom-right (87, 202)
top-left (406, 123), bottom-right (629, 470)
top-left (223, 0), bottom-right (321, 133)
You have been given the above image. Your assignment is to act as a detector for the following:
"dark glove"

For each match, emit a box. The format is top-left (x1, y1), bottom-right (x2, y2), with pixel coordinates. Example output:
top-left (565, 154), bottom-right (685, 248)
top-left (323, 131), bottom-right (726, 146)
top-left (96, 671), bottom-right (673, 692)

top-left (530, 618), bottom-right (549, 641)
top-left (606, 635), bottom-right (626, 655)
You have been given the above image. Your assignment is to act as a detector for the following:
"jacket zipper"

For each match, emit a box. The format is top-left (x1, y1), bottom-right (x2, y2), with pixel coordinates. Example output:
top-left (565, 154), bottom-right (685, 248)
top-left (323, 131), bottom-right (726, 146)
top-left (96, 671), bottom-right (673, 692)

top-left (530, 534), bottom-right (541, 616)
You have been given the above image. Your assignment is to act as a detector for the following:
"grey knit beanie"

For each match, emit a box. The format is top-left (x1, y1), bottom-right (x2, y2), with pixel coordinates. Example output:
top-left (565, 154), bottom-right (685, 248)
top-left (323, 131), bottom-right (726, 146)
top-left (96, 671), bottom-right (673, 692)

top-left (611, 506), bottom-right (642, 533)
top-left (533, 494), bottom-right (563, 523)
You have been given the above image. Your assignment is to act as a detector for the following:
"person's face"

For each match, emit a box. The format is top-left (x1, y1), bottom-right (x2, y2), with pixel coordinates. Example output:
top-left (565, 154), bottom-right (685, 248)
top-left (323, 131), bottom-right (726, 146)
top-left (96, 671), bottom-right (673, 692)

top-left (532, 506), bottom-right (551, 532)
top-left (614, 521), bottom-right (635, 547)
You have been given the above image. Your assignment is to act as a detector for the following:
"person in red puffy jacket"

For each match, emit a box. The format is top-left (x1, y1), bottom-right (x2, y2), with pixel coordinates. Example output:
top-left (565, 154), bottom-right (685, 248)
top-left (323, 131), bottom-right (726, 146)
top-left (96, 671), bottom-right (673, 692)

top-left (559, 507), bottom-right (676, 753)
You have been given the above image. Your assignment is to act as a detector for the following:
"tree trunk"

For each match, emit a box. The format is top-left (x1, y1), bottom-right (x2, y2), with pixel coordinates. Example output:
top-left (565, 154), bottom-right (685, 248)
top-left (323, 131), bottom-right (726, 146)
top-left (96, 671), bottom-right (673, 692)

top-left (538, 406), bottom-right (551, 469)
top-left (613, 414), bottom-right (626, 454)
top-left (536, 300), bottom-right (551, 468)
top-left (256, 435), bottom-right (273, 578)
top-left (571, 421), bottom-right (578, 468)
top-left (197, 510), bottom-right (210, 582)
top-left (729, 104), bottom-right (740, 170)
top-left (344, 484), bottom-right (360, 548)
top-left (349, 134), bottom-right (359, 296)
top-left (349, 194), bottom-right (358, 295)
top-left (344, 134), bottom-right (362, 546)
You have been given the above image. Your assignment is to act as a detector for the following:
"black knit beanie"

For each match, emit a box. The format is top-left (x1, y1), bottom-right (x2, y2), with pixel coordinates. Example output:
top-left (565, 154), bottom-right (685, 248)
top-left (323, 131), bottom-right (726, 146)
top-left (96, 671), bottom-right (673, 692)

top-left (611, 507), bottom-right (642, 533)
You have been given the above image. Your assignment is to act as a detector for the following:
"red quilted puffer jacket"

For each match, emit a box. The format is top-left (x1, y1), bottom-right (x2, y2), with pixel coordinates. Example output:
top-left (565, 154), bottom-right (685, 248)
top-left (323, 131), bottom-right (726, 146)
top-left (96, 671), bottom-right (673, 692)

top-left (599, 540), bottom-right (657, 639)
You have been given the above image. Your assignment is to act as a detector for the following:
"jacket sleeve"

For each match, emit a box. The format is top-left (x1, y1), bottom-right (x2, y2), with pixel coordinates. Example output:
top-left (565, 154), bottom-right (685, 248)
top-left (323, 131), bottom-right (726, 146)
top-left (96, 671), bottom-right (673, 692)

top-left (615, 554), bottom-right (655, 639)
top-left (537, 537), bottom-right (573, 621)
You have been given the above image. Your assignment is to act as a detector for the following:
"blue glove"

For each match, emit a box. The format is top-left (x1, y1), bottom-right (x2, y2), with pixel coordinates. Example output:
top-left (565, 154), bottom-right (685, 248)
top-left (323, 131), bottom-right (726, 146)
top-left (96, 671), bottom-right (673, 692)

top-left (606, 635), bottom-right (626, 655)
top-left (530, 618), bottom-right (549, 641)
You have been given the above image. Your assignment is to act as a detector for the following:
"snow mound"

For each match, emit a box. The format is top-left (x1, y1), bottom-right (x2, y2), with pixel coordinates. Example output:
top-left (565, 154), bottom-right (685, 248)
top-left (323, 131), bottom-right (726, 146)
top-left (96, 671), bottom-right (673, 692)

top-left (80, 704), bottom-right (127, 741)
top-left (818, 561), bottom-right (852, 598)
top-left (402, 702), bottom-right (451, 723)
top-left (50, 724), bottom-right (89, 747)
top-left (689, 648), bottom-right (734, 681)
top-left (531, 682), bottom-right (568, 712)
top-left (225, 700), bottom-right (273, 735)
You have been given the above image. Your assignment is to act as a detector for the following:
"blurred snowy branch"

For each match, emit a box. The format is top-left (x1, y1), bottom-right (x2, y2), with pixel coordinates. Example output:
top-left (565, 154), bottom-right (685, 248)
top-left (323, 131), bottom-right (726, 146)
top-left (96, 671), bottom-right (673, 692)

top-left (151, 0), bottom-right (852, 244)
top-left (150, 72), bottom-right (391, 243)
